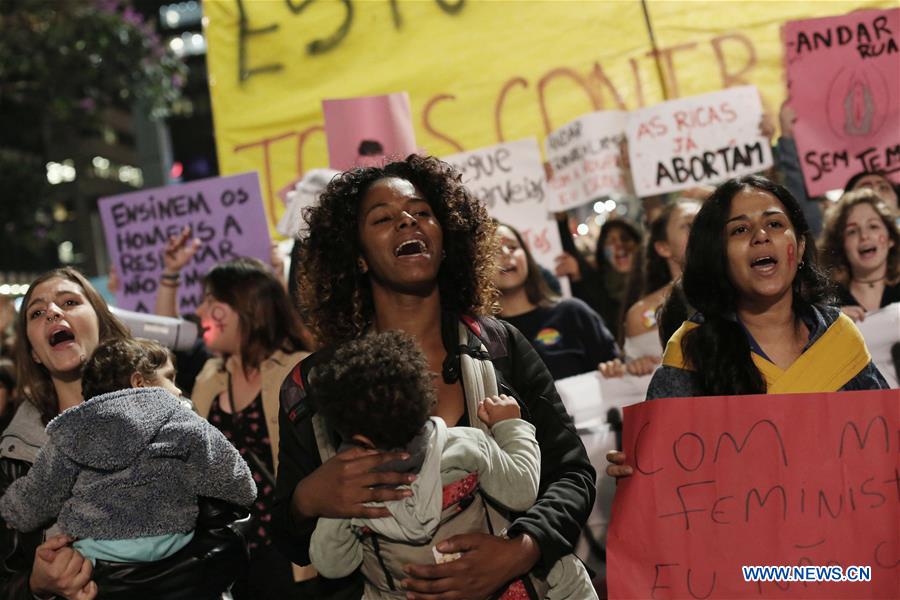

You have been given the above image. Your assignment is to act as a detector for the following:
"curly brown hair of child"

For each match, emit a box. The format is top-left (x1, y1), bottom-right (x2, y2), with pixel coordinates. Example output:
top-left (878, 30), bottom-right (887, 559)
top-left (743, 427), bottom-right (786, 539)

top-left (312, 330), bottom-right (437, 450)
top-left (81, 337), bottom-right (174, 400)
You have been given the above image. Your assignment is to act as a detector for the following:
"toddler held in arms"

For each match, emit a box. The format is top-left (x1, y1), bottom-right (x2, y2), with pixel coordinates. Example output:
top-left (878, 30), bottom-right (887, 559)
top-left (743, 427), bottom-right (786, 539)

top-left (309, 331), bottom-right (596, 600)
top-left (0, 338), bottom-right (256, 570)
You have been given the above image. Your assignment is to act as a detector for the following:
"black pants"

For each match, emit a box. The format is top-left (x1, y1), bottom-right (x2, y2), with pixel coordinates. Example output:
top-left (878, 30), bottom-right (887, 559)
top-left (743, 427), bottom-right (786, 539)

top-left (230, 543), bottom-right (297, 599)
top-left (230, 543), bottom-right (366, 599)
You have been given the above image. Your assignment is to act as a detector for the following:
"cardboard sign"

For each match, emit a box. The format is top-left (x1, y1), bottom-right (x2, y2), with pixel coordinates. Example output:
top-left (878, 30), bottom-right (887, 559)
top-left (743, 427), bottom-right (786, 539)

top-left (442, 139), bottom-right (564, 275)
top-left (601, 372), bottom-right (654, 410)
top-left (98, 173), bottom-right (272, 313)
top-left (608, 389), bottom-right (900, 598)
top-left (556, 370), bottom-right (652, 428)
top-left (854, 302), bottom-right (900, 388)
top-left (784, 8), bottom-right (900, 196)
top-left (322, 92), bottom-right (418, 171)
top-left (627, 86), bottom-right (773, 197)
top-left (555, 371), bottom-right (609, 429)
top-left (545, 111), bottom-right (629, 211)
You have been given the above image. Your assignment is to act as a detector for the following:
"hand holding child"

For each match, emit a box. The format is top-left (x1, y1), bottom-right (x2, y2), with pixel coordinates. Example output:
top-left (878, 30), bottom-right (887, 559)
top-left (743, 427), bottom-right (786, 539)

top-left (477, 394), bottom-right (520, 427)
top-left (30, 535), bottom-right (97, 600)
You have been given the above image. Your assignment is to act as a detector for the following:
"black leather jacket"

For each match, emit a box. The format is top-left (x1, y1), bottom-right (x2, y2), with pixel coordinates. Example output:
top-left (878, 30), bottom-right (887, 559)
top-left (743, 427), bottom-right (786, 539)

top-left (0, 404), bottom-right (252, 600)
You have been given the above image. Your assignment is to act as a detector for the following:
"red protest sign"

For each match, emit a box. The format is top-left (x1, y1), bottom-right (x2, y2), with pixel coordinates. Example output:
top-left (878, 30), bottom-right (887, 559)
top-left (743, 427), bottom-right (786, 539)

top-left (608, 390), bottom-right (900, 599)
top-left (784, 8), bottom-right (900, 196)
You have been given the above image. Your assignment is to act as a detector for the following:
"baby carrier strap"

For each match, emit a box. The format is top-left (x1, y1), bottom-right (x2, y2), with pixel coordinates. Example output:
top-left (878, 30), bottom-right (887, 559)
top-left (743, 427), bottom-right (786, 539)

top-left (281, 351), bottom-right (339, 464)
top-left (359, 473), bottom-right (491, 594)
top-left (457, 320), bottom-right (500, 438)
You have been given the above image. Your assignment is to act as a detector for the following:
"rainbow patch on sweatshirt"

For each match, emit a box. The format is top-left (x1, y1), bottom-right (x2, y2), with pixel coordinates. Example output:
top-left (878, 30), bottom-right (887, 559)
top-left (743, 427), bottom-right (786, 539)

top-left (534, 328), bottom-right (561, 347)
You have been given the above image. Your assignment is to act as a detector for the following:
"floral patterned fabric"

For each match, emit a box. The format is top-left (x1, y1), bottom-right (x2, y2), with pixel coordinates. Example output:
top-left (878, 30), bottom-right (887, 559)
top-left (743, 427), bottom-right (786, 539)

top-left (208, 394), bottom-right (274, 553)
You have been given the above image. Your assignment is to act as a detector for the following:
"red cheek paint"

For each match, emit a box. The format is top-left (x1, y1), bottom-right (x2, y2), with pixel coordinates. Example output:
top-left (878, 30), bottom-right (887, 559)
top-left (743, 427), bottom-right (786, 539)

top-left (787, 243), bottom-right (796, 267)
top-left (210, 306), bottom-right (227, 333)
top-left (878, 234), bottom-right (887, 245)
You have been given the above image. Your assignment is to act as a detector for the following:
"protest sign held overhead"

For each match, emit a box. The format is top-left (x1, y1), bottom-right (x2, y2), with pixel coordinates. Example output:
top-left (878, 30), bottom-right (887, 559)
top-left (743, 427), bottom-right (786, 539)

top-left (98, 172), bottom-right (272, 313)
top-left (545, 111), bottom-right (629, 211)
top-left (627, 86), bottom-right (773, 197)
top-left (322, 92), bottom-right (418, 171)
top-left (443, 139), bottom-right (563, 275)
top-left (784, 8), bottom-right (900, 196)
top-left (608, 389), bottom-right (900, 598)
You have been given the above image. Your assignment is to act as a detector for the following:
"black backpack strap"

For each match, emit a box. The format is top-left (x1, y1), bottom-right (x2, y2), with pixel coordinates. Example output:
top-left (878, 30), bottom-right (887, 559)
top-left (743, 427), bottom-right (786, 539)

top-left (461, 315), bottom-right (509, 362)
top-left (279, 350), bottom-right (341, 461)
top-left (279, 359), bottom-right (314, 426)
top-left (441, 313), bottom-right (512, 385)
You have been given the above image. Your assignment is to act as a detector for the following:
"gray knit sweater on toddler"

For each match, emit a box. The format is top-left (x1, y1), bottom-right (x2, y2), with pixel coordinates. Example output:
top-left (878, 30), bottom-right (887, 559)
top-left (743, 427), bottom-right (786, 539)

top-left (0, 387), bottom-right (256, 539)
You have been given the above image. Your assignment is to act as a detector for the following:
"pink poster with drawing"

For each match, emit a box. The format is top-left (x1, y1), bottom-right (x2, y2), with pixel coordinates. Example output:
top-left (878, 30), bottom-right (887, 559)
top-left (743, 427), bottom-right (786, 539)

top-left (322, 92), bottom-right (418, 171)
top-left (784, 8), bottom-right (900, 196)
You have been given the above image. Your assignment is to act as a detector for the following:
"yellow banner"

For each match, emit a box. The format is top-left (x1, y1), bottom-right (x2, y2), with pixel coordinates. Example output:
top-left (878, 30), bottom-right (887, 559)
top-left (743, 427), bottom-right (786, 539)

top-left (204, 0), bottom-right (891, 233)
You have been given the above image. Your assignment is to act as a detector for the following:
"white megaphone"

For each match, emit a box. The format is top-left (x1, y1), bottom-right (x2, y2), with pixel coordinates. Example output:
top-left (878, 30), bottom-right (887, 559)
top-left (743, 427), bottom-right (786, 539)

top-left (110, 307), bottom-right (200, 352)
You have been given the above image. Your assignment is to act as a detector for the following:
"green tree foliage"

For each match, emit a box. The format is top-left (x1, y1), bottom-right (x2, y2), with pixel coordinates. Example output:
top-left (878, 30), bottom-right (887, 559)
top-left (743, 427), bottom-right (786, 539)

top-left (0, 0), bottom-right (187, 271)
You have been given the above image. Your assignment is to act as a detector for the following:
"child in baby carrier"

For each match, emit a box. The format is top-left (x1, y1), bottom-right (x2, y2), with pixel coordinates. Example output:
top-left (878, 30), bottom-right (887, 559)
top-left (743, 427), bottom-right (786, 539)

top-left (308, 331), bottom-right (596, 600)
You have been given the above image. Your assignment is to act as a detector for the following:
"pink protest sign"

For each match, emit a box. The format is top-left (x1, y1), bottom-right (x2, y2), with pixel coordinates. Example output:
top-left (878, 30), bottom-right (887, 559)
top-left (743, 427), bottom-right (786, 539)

top-left (545, 111), bottom-right (629, 211)
top-left (608, 389), bottom-right (900, 599)
top-left (785, 8), bottom-right (900, 196)
top-left (322, 92), bottom-right (418, 171)
top-left (98, 172), bottom-right (272, 313)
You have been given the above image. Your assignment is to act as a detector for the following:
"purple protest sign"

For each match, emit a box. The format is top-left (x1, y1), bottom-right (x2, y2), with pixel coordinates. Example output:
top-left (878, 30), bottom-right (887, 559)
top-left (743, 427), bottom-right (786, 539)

top-left (98, 172), bottom-right (272, 313)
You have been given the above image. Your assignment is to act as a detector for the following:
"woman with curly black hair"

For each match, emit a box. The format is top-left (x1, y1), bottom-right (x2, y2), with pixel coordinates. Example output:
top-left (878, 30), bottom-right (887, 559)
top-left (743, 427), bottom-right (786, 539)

top-left (273, 155), bottom-right (595, 599)
top-left (606, 175), bottom-right (889, 479)
top-left (292, 156), bottom-right (498, 347)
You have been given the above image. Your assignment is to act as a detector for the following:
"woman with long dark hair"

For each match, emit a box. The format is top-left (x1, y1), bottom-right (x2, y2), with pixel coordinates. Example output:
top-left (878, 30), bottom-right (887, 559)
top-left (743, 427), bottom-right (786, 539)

top-left (607, 175), bottom-right (888, 478)
top-left (272, 155), bottom-right (595, 599)
top-left (649, 175), bottom-right (886, 398)
top-left (494, 222), bottom-right (619, 380)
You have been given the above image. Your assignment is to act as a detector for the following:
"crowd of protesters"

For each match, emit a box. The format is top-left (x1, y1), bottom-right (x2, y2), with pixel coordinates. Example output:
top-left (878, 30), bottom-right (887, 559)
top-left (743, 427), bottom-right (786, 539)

top-left (0, 85), bottom-right (897, 600)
